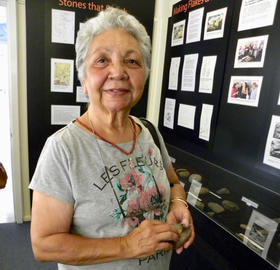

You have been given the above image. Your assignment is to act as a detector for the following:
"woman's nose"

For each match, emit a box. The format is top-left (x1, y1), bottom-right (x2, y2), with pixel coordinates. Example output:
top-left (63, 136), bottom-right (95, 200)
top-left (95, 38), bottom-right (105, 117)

top-left (108, 61), bottom-right (128, 80)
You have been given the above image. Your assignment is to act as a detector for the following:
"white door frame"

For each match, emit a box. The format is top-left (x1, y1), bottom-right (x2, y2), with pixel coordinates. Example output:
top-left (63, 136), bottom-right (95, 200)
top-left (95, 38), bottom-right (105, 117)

top-left (6, 0), bottom-right (23, 223)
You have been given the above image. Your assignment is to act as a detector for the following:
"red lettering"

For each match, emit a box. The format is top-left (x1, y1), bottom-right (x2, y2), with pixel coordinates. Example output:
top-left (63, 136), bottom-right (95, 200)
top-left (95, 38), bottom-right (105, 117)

top-left (88, 2), bottom-right (104, 11)
top-left (188, 0), bottom-right (205, 8)
top-left (173, 3), bottom-right (188, 15)
top-left (173, 0), bottom-right (211, 15)
top-left (58, 0), bottom-right (86, 9)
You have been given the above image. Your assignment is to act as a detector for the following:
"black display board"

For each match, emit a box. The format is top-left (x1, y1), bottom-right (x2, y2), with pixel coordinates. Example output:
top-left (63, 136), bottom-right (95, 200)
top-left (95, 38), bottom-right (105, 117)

top-left (159, 0), bottom-right (280, 195)
top-left (26, 0), bottom-right (155, 180)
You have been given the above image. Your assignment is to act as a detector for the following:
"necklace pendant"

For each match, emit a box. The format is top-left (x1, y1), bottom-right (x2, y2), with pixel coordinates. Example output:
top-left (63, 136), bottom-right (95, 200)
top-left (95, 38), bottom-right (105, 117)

top-left (128, 157), bottom-right (135, 169)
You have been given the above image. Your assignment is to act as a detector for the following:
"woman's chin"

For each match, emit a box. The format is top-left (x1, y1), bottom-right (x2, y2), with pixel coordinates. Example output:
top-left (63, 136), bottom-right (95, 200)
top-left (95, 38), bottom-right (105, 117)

top-left (103, 102), bottom-right (132, 114)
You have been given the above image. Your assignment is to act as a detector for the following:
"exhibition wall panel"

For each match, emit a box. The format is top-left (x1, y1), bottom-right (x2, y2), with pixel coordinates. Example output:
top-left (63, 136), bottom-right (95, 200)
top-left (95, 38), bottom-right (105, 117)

top-left (26, 0), bottom-right (155, 180)
top-left (159, 0), bottom-right (280, 268)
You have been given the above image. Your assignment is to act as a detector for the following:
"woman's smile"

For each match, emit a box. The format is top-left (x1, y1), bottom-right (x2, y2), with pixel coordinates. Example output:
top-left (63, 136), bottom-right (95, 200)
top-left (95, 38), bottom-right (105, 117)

top-left (104, 88), bottom-right (130, 95)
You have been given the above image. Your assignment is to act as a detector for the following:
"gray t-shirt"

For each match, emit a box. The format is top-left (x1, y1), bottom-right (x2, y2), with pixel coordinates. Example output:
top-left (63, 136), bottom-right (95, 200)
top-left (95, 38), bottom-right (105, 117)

top-left (29, 117), bottom-right (172, 270)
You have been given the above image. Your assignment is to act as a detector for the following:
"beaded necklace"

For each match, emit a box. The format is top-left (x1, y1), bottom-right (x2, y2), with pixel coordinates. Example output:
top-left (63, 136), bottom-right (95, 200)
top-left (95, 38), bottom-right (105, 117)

top-left (75, 116), bottom-right (137, 168)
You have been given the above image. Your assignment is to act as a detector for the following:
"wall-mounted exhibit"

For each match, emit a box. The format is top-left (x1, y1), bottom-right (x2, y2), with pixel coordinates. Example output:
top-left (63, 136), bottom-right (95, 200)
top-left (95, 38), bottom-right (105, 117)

top-left (25, 0), bottom-right (155, 180)
top-left (159, 0), bottom-right (280, 269)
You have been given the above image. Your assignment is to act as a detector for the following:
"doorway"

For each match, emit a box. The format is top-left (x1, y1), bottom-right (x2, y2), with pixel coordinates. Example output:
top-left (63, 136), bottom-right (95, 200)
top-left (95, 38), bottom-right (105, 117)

top-left (0, 2), bottom-right (15, 223)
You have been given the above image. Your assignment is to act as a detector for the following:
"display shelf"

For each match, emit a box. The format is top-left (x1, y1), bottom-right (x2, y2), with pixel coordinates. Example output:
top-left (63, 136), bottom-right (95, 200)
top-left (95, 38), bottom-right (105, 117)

top-left (168, 143), bottom-right (280, 269)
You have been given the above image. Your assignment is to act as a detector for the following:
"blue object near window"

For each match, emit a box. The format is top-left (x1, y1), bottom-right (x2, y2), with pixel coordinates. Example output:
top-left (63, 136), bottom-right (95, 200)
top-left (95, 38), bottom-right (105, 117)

top-left (0, 23), bottom-right (7, 44)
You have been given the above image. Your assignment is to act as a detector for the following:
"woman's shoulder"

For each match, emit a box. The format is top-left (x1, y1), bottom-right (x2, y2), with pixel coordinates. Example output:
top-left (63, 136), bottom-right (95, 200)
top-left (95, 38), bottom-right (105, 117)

top-left (46, 121), bottom-right (89, 148)
top-left (47, 122), bottom-right (75, 141)
top-left (131, 116), bottom-right (162, 144)
top-left (131, 116), bottom-right (158, 130)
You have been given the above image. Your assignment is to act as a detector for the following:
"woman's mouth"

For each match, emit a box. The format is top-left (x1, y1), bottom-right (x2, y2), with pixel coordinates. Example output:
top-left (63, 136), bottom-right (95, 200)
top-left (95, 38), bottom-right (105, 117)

top-left (105, 88), bottom-right (129, 96)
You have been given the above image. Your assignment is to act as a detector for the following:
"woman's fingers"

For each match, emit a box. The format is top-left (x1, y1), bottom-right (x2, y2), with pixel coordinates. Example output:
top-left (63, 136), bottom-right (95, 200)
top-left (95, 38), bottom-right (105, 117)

top-left (176, 221), bottom-right (195, 254)
top-left (183, 223), bottom-right (195, 249)
top-left (124, 219), bottom-right (179, 259)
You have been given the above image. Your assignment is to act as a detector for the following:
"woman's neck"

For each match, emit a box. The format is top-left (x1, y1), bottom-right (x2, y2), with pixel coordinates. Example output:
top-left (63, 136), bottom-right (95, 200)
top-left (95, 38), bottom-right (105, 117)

top-left (79, 109), bottom-right (136, 144)
top-left (89, 105), bottom-right (130, 128)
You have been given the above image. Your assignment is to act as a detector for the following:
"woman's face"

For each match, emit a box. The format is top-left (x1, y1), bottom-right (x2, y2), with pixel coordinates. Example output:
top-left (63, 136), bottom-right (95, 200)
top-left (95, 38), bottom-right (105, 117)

top-left (83, 28), bottom-right (146, 114)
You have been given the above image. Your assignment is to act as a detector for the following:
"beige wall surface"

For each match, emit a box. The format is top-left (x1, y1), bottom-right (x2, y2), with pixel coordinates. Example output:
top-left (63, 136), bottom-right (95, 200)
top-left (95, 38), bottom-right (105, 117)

top-left (17, 0), bottom-right (30, 221)
top-left (16, 0), bottom-right (178, 221)
top-left (147, 0), bottom-right (179, 125)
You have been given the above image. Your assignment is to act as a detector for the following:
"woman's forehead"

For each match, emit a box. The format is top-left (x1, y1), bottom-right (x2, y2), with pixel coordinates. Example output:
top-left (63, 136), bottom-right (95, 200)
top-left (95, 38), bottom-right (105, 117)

top-left (89, 29), bottom-right (142, 54)
top-left (92, 28), bottom-right (139, 45)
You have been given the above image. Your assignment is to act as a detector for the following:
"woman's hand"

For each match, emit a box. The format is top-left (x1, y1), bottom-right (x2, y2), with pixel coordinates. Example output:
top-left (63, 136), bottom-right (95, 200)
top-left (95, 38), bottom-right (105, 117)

top-left (123, 219), bottom-right (179, 259)
top-left (166, 202), bottom-right (195, 254)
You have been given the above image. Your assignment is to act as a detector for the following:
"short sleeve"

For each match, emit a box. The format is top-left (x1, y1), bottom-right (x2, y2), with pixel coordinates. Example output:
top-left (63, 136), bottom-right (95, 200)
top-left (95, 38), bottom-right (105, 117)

top-left (29, 136), bottom-right (74, 204)
top-left (155, 127), bottom-right (172, 170)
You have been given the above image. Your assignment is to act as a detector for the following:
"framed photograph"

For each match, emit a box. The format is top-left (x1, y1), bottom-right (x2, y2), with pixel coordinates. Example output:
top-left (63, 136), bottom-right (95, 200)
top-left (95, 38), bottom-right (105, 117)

top-left (263, 115), bottom-right (280, 170)
top-left (51, 58), bottom-right (74, 93)
top-left (204, 7), bottom-right (227, 40)
top-left (234, 35), bottom-right (268, 68)
top-left (227, 76), bottom-right (263, 107)
top-left (171, 19), bottom-right (186, 47)
top-left (244, 210), bottom-right (278, 258)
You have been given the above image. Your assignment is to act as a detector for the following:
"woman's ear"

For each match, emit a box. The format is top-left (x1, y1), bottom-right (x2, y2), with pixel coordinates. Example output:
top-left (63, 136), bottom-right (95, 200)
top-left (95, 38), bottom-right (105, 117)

top-left (83, 80), bottom-right (88, 95)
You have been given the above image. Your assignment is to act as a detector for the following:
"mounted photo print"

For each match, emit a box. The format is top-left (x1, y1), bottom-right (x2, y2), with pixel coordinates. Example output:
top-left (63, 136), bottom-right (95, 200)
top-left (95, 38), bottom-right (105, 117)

top-left (203, 7), bottom-right (227, 40)
top-left (50, 58), bottom-right (74, 93)
top-left (171, 19), bottom-right (186, 47)
top-left (244, 210), bottom-right (278, 259)
top-left (263, 115), bottom-right (280, 170)
top-left (227, 76), bottom-right (263, 107)
top-left (234, 35), bottom-right (268, 68)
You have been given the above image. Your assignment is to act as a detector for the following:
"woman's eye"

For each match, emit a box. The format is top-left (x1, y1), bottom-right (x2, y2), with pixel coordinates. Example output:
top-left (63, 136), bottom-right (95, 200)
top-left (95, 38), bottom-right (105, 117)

top-left (97, 58), bottom-right (107, 64)
top-left (93, 57), bottom-right (109, 66)
top-left (129, 59), bottom-right (136, 64)
top-left (126, 58), bottom-right (138, 65)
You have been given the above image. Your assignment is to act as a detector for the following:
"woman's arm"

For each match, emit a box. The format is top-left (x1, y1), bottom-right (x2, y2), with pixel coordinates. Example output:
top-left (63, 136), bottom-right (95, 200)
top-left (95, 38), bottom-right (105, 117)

top-left (31, 191), bottom-right (179, 265)
top-left (165, 165), bottom-right (195, 253)
top-left (166, 165), bottom-right (187, 202)
top-left (31, 191), bottom-right (125, 265)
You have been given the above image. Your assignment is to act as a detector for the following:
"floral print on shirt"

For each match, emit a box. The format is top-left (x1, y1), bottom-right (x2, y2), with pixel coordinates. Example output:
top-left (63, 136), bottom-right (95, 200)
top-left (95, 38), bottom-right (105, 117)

top-left (111, 153), bottom-right (168, 229)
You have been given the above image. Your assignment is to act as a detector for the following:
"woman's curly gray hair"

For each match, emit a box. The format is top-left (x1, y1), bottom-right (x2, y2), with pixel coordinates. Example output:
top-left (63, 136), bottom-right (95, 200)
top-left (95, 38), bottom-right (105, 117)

top-left (75, 7), bottom-right (151, 85)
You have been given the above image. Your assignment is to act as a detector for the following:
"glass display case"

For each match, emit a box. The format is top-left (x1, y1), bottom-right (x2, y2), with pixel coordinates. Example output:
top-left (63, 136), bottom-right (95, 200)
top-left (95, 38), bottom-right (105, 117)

top-left (168, 144), bottom-right (280, 269)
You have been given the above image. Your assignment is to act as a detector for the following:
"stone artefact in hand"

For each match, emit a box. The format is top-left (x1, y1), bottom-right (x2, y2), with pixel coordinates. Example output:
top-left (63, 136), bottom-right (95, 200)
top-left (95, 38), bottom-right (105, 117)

top-left (172, 223), bottom-right (192, 249)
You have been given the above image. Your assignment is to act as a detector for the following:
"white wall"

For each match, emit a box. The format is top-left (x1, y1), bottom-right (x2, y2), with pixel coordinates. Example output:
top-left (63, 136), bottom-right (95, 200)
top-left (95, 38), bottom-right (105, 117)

top-left (147, 0), bottom-right (179, 125)
top-left (16, 0), bottom-right (179, 221)
top-left (17, 0), bottom-right (31, 221)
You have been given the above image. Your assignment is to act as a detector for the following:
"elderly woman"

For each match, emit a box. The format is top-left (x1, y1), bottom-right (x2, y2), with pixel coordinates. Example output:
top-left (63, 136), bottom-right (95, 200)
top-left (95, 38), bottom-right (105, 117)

top-left (30, 7), bottom-right (194, 270)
